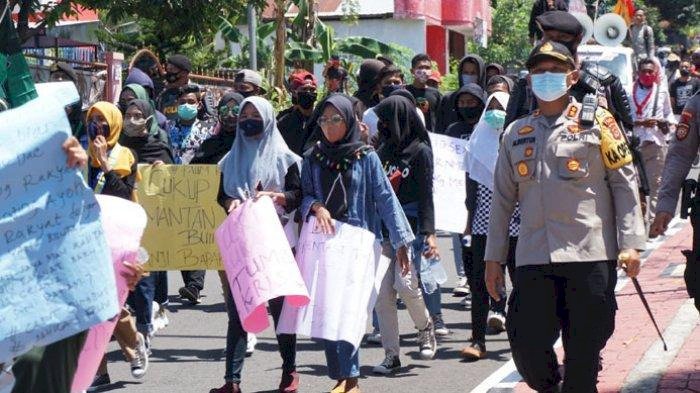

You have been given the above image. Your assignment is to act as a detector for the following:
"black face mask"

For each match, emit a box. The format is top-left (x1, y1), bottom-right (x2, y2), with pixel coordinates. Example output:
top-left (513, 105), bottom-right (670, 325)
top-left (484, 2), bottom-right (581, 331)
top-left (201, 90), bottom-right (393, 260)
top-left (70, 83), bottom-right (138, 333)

top-left (165, 72), bottom-right (181, 83)
top-left (459, 106), bottom-right (482, 121)
top-left (680, 69), bottom-right (691, 77)
top-left (239, 90), bottom-right (255, 98)
top-left (382, 84), bottom-right (403, 99)
top-left (239, 119), bottom-right (265, 137)
top-left (296, 91), bottom-right (317, 110)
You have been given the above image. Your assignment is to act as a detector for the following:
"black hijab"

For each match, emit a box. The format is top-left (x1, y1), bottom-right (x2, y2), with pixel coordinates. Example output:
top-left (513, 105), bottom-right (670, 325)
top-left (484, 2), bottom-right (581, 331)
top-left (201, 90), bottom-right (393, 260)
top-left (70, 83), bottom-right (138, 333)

top-left (374, 95), bottom-right (431, 163)
top-left (310, 94), bottom-right (371, 220)
top-left (120, 99), bottom-right (174, 164)
top-left (353, 59), bottom-right (384, 108)
top-left (191, 92), bottom-right (244, 165)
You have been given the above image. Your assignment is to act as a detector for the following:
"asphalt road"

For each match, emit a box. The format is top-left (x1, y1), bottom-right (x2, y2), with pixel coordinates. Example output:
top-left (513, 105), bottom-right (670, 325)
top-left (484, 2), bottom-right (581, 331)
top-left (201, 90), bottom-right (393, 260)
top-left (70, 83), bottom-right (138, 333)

top-left (95, 236), bottom-right (513, 393)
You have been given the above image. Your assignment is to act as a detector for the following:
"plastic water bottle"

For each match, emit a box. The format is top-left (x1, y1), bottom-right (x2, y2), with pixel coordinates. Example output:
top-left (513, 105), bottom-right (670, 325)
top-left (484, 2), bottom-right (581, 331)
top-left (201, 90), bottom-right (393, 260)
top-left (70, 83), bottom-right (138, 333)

top-left (420, 245), bottom-right (448, 294)
top-left (462, 235), bottom-right (472, 248)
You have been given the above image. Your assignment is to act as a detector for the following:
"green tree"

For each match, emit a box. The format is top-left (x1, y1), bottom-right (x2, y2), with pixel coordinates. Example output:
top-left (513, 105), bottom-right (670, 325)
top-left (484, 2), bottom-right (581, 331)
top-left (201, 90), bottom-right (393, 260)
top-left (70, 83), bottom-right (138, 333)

top-left (467, 0), bottom-right (532, 70)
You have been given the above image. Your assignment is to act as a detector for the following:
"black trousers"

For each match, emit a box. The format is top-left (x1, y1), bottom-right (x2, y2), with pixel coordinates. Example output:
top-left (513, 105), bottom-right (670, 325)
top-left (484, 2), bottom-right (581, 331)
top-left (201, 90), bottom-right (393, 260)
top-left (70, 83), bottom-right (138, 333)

top-left (181, 269), bottom-right (206, 291)
top-left (464, 236), bottom-right (517, 343)
top-left (506, 261), bottom-right (617, 393)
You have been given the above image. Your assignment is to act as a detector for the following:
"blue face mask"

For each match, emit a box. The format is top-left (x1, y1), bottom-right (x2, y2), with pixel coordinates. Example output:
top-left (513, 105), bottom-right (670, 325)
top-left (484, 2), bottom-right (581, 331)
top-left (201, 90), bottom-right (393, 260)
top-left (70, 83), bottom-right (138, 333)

top-left (87, 121), bottom-right (107, 139)
top-left (238, 119), bottom-right (265, 137)
top-left (461, 74), bottom-right (478, 85)
top-left (483, 109), bottom-right (506, 129)
top-left (530, 72), bottom-right (570, 102)
top-left (178, 103), bottom-right (198, 121)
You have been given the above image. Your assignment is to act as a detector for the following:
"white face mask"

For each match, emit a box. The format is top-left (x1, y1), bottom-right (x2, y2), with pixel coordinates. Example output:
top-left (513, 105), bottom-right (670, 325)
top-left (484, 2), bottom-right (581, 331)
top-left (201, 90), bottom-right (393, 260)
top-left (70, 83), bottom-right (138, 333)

top-left (530, 72), bottom-right (570, 102)
top-left (414, 69), bottom-right (432, 84)
top-left (123, 115), bottom-right (152, 137)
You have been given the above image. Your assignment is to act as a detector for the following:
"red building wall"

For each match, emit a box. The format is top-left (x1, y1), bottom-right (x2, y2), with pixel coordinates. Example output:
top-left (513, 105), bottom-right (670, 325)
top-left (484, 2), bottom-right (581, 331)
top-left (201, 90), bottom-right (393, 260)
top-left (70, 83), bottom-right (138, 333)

top-left (426, 25), bottom-right (447, 74)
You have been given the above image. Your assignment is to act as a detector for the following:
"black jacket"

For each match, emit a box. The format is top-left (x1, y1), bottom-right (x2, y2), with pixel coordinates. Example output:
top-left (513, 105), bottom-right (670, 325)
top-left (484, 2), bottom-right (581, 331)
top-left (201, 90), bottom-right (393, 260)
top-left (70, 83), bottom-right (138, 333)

top-left (436, 54), bottom-right (486, 133)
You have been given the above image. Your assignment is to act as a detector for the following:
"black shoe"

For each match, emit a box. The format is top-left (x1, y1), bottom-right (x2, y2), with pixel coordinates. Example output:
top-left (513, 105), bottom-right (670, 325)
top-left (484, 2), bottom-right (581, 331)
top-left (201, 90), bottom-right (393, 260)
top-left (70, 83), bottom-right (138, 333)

top-left (86, 373), bottom-right (111, 392)
top-left (178, 286), bottom-right (201, 304)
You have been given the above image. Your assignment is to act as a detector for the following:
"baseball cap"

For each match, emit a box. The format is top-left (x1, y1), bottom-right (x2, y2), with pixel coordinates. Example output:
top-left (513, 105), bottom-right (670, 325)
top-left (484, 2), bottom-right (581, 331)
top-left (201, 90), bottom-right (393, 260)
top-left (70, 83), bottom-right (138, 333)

top-left (235, 69), bottom-right (267, 94)
top-left (288, 70), bottom-right (317, 90)
top-left (167, 54), bottom-right (192, 73)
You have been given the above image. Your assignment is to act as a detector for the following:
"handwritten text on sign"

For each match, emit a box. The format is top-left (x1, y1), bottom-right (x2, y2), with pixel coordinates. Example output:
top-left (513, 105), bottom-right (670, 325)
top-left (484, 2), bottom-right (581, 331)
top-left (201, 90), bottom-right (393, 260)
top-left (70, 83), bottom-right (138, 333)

top-left (215, 197), bottom-right (309, 333)
top-left (0, 90), bottom-right (117, 362)
top-left (429, 132), bottom-right (469, 234)
top-left (138, 164), bottom-right (225, 270)
top-left (277, 217), bottom-right (388, 350)
top-left (71, 195), bottom-right (148, 393)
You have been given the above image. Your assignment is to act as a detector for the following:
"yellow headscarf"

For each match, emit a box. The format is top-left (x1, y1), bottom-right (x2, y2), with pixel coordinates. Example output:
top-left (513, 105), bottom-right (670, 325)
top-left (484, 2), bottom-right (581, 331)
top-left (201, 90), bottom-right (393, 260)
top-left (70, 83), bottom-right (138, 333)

top-left (86, 101), bottom-right (136, 177)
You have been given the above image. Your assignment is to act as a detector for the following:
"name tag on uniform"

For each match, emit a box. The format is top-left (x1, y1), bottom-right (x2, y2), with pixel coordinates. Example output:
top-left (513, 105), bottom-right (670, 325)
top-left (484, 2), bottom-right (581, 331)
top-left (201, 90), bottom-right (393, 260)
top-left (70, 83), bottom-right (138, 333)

top-left (513, 136), bottom-right (536, 146)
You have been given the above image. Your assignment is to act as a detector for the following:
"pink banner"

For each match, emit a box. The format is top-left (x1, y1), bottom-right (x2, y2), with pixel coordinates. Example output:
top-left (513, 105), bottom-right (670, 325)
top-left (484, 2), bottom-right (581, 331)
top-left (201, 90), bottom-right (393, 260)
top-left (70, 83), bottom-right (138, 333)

top-left (215, 197), bottom-right (309, 333)
top-left (71, 195), bottom-right (148, 393)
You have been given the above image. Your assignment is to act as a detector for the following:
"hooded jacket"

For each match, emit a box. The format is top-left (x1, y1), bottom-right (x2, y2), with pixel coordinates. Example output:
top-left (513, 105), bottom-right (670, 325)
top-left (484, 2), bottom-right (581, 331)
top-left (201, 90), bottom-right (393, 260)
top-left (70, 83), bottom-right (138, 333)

top-left (444, 83), bottom-right (486, 140)
top-left (435, 54), bottom-right (486, 133)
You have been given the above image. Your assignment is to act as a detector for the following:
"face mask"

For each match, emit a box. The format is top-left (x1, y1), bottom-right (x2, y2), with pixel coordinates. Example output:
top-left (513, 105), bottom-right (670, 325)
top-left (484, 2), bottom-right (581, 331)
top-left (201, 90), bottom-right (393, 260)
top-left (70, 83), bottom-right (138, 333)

top-left (297, 91), bottom-right (317, 110)
top-left (639, 73), bottom-right (657, 87)
top-left (178, 103), bottom-right (198, 121)
top-left (414, 69), bottom-right (431, 84)
top-left (382, 84), bottom-right (403, 98)
top-left (483, 109), bottom-right (506, 129)
top-left (680, 69), bottom-right (691, 77)
top-left (461, 74), bottom-right (478, 85)
top-left (459, 106), bottom-right (483, 121)
top-left (165, 72), bottom-right (180, 83)
top-left (239, 90), bottom-right (255, 98)
top-left (238, 119), bottom-right (265, 137)
top-left (123, 116), bottom-right (151, 137)
top-left (88, 121), bottom-right (107, 139)
top-left (530, 72), bottom-right (570, 102)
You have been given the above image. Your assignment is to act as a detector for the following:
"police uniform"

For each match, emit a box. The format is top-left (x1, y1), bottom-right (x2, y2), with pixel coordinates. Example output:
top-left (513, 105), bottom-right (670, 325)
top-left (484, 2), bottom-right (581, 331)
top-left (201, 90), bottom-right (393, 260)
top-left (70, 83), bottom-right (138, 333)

top-left (485, 42), bottom-right (646, 392)
top-left (656, 93), bottom-right (700, 311)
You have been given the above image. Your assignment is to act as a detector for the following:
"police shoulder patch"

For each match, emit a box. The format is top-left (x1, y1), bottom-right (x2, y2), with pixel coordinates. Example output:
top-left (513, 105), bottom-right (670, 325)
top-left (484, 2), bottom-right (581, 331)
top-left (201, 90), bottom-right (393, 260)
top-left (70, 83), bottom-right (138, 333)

top-left (677, 124), bottom-right (690, 141)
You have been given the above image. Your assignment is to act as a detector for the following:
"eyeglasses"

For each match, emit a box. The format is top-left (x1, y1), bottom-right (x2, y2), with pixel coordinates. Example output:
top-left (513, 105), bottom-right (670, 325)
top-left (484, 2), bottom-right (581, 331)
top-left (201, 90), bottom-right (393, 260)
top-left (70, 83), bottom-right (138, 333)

top-left (318, 114), bottom-right (344, 126)
top-left (219, 105), bottom-right (239, 117)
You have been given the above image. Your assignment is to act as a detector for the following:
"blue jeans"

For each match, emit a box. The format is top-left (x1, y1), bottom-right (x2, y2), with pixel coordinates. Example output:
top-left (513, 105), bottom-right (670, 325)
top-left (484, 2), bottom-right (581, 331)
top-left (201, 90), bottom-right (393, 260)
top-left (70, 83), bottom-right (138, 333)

top-left (323, 340), bottom-right (360, 379)
top-left (153, 271), bottom-right (169, 305)
top-left (452, 234), bottom-right (465, 277)
top-left (127, 275), bottom-right (155, 335)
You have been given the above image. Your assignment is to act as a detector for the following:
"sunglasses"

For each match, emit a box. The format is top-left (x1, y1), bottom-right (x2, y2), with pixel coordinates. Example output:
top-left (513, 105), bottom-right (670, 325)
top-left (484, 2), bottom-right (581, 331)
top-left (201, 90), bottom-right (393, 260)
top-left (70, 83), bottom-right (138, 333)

top-left (318, 114), bottom-right (344, 126)
top-left (219, 105), bottom-right (240, 117)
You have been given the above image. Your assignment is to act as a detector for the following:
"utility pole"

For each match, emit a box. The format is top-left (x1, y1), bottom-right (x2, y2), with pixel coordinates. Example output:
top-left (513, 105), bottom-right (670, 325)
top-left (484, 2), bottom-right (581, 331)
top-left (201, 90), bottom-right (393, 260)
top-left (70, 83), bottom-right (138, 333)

top-left (247, 4), bottom-right (257, 70)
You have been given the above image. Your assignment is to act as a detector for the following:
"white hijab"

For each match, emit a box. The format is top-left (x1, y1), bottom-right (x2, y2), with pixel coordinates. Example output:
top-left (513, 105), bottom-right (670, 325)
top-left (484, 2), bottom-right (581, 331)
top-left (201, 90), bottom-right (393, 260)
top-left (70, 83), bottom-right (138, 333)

top-left (467, 92), bottom-right (510, 191)
top-left (220, 96), bottom-right (301, 199)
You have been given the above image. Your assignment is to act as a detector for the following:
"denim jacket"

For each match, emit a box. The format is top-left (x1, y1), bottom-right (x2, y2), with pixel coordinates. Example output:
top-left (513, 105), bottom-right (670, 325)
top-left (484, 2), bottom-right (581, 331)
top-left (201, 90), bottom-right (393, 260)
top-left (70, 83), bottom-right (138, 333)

top-left (301, 151), bottom-right (415, 250)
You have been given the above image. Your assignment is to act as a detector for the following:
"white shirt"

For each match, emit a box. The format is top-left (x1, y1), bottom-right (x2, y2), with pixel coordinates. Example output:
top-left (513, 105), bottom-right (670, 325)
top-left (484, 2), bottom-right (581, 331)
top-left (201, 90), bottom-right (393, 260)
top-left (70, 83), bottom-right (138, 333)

top-left (630, 83), bottom-right (676, 146)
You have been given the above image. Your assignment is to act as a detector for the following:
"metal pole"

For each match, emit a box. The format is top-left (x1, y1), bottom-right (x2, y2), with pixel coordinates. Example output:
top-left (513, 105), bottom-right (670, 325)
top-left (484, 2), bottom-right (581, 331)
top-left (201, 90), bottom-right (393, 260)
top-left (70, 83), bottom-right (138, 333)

top-left (247, 5), bottom-right (257, 70)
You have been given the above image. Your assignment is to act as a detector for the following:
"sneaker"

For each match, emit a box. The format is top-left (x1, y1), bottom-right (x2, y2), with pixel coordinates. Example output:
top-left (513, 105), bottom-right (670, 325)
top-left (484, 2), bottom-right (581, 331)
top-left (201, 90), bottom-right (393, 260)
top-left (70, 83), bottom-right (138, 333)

top-left (365, 329), bottom-right (382, 345)
top-left (278, 370), bottom-right (299, 393)
top-left (432, 314), bottom-right (450, 336)
top-left (131, 333), bottom-right (149, 379)
top-left (487, 311), bottom-right (506, 333)
top-left (152, 302), bottom-right (169, 332)
top-left (178, 286), bottom-right (202, 304)
top-left (246, 333), bottom-right (257, 356)
top-left (417, 319), bottom-right (437, 359)
top-left (461, 341), bottom-right (486, 360)
top-left (86, 373), bottom-right (110, 392)
top-left (209, 382), bottom-right (242, 393)
top-left (372, 355), bottom-right (401, 374)
top-left (453, 276), bottom-right (470, 295)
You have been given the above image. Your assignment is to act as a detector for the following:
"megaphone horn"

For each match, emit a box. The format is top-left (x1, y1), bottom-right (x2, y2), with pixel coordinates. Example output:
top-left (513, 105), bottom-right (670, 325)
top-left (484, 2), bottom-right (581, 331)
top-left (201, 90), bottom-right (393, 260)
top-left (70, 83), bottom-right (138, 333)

top-left (571, 12), bottom-right (594, 45)
top-left (594, 13), bottom-right (628, 47)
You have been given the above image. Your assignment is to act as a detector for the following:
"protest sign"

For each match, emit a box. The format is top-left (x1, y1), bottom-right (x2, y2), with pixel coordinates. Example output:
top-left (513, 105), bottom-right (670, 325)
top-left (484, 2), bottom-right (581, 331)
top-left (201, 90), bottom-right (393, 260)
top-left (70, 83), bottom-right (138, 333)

top-left (215, 197), bottom-right (309, 333)
top-left (0, 86), bottom-right (117, 362)
top-left (429, 132), bottom-right (469, 234)
top-left (138, 164), bottom-right (226, 270)
top-left (277, 217), bottom-right (388, 350)
top-left (71, 195), bottom-right (147, 393)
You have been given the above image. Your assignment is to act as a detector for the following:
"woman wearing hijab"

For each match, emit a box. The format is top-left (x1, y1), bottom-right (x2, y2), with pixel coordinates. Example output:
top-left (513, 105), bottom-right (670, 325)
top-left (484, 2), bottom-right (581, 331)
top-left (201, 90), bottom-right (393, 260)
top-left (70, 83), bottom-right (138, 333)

top-left (120, 99), bottom-right (174, 164)
top-left (210, 96), bottom-right (302, 393)
top-left (191, 92), bottom-right (244, 165)
top-left (83, 101), bottom-right (150, 389)
top-left (462, 92), bottom-right (519, 360)
top-left (301, 94), bottom-right (413, 393)
top-left (118, 83), bottom-right (169, 139)
top-left (371, 95), bottom-right (439, 375)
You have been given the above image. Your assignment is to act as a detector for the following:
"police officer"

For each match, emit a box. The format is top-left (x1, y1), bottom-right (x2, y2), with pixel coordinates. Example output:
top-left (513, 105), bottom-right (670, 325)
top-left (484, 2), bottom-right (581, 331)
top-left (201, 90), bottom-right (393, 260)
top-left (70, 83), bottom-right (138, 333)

top-left (506, 11), bottom-right (635, 131)
top-left (485, 41), bottom-right (646, 392)
top-left (651, 92), bottom-right (700, 311)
